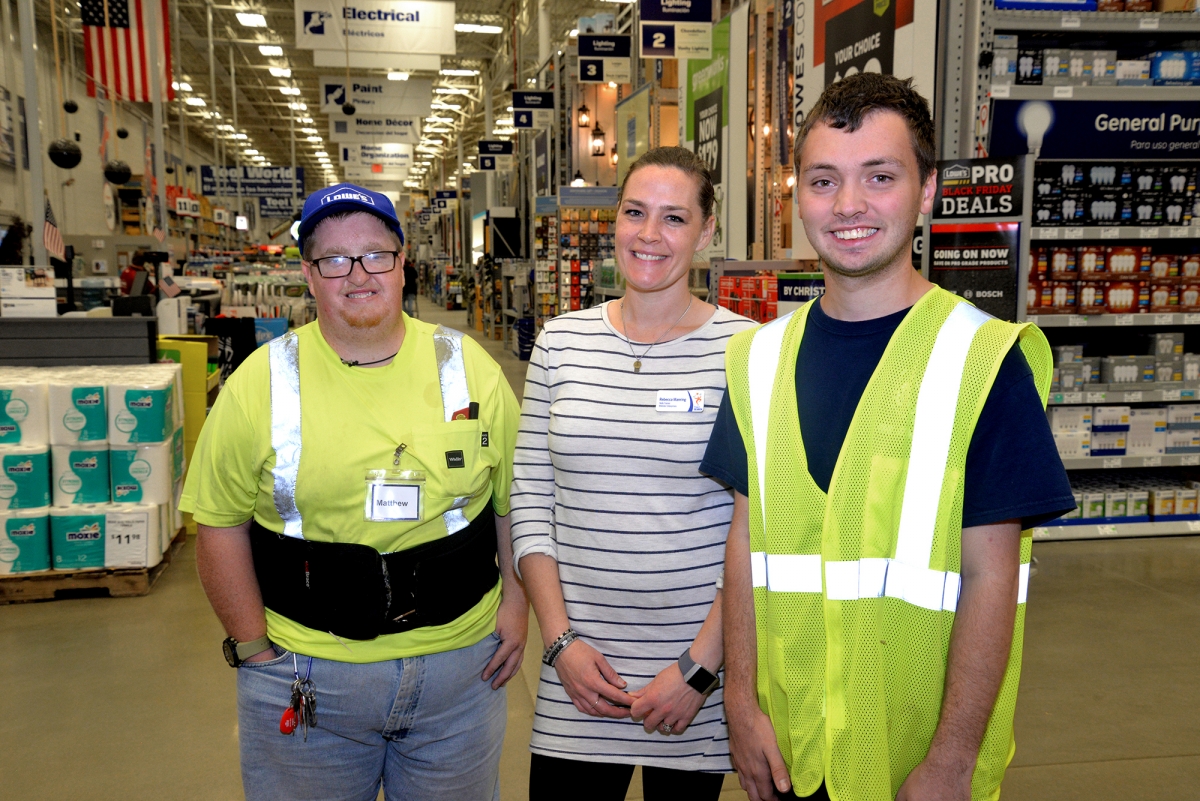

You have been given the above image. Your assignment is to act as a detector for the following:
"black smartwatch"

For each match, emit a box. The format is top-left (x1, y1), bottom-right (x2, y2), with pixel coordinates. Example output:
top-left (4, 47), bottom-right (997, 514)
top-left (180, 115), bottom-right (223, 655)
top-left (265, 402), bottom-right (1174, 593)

top-left (678, 648), bottom-right (721, 695)
top-left (222, 635), bottom-right (272, 667)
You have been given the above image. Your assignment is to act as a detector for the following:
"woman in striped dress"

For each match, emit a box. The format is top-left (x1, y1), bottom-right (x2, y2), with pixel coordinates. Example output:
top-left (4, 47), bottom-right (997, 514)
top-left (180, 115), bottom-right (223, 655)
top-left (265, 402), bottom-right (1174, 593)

top-left (511, 147), bottom-right (756, 800)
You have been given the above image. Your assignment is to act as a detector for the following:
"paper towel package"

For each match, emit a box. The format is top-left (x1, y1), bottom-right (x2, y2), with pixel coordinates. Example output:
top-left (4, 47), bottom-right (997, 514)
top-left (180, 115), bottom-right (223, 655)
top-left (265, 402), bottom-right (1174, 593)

top-left (50, 505), bottom-right (107, 570)
top-left (106, 502), bottom-right (163, 568)
top-left (0, 445), bottom-right (50, 509)
top-left (109, 382), bottom-right (174, 445)
top-left (110, 444), bottom-right (173, 505)
top-left (49, 381), bottom-right (108, 445)
top-left (0, 381), bottom-right (48, 447)
top-left (0, 507), bottom-right (50, 573)
top-left (51, 445), bottom-right (111, 505)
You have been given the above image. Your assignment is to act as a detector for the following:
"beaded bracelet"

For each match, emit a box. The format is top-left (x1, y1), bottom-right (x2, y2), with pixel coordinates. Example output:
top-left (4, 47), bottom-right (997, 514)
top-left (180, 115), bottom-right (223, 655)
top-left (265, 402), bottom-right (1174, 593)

top-left (542, 628), bottom-right (579, 667)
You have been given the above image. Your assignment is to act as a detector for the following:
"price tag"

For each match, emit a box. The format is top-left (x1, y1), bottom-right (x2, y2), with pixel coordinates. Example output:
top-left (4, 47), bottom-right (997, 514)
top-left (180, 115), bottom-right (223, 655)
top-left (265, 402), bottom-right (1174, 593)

top-left (1041, 228), bottom-right (1060, 240)
top-left (1065, 227), bottom-right (1083, 239)
top-left (1102, 458), bottom-right (1123, 469)
top-left (1183, 455), bottom-right (1200, 466)
top-left (1032, 527), bottom-right (1049, 540)
top-left (1100, 227), bottom-right (1120, 239)
top-left (1188, 521), bottom-right (1200, 532)
top-left (1143, 456), bottom-right (1163, 467)
top-left (1185, 314), bottom-right (1200, 325)
top-left (1061, 14), bottom-right (1081, 27)
top-left (1068, 315), bottom-right (1089, 327)
top-left (1141, 228), bottom-right (1160, 239)
top-left (1163, 389), bottom-right (1183, 401)
top-left (1170, 227), bottom-right (1189, 238)
top-left (1097, 524), bottom-right (1118, 537)
top-left (1123, 391), bottom-right (1143, 402)
top-left (1155, 314), bottom-right (1174, 325)
top-left (1114, 315), bottom-right (1134, 326)
top-left (1184, 389), bottom-right (1197, 399)
top-left (1063, 392), bottom-right (1083, 404)
top-left (1086, 392), bottom-right (1107, 403)
top-left (991, 84), bottom-right (1011, 98)
top-left (105, 511), bottom-right (149, 568)
top-left (1053, 86), bottom-right (1074, 98)
top-left (1139, 16), bottom-right (1159, 29)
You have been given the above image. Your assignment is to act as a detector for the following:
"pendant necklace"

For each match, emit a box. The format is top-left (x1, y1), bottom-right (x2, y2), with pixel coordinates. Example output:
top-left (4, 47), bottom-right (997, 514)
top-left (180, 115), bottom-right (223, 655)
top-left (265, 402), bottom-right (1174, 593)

top-left (621, 296), bottom-right (693, 373)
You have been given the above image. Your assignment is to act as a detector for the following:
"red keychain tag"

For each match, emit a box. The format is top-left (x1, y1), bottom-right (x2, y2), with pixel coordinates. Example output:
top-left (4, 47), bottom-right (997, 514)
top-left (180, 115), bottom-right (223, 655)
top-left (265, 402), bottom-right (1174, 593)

top-left (279, 705), bottom-right (299, 735)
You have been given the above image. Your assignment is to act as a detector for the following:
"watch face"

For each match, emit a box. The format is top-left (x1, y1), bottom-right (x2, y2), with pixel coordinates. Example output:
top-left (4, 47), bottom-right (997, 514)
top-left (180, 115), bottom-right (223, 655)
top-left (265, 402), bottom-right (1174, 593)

top-left (222, 638), bottom-right (238, 666)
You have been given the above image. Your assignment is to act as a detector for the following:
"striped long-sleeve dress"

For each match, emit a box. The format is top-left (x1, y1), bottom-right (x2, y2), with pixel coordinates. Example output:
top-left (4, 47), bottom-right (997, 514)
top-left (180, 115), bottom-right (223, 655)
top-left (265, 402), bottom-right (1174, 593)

top-left (510, 301), bottom-right (756, 771)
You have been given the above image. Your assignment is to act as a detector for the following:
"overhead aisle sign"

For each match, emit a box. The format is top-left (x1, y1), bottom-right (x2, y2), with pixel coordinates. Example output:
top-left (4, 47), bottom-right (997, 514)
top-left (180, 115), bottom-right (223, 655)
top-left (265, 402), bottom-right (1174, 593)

top-left (478, 140), bottom-right (514, 170)
top-left (579, 35), bottom-right (633, 83)
top-left (201, 166), bottom-right (304, 198)
top-left (294, 0), bottom-right (457, 55)
top-left (259, 196), bottom-right (298, 217)
top-left (329, 115), bottom-right (422, 144)
top-left (318, 76), bottom-right (433, 116)
top-left (683, 17), bottom-right (730, 260)
top-left (435, 190), bottom-right (457, 212)
top-left (512, 92), bottom-right (555, 129)
top-left (640, 0), bottom-right (712, 59)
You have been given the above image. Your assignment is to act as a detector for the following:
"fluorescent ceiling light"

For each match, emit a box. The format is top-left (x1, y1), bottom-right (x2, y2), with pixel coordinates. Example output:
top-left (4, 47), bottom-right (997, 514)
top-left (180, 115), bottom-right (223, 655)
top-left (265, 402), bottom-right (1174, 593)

top-left (185, 97), bottom-right (206, 106)
top-left (244, 149), bottom-right (259, 155)
top-left (435, 87), bottom-right (470, 95)
top-left (230, 133), bottom-right (249, 140)
top-left (258, 45), bottom-right (283, 56)
top-left (426, 116), bottom-right (454, 123)
top-left (217, 124), bottom-right (235, 131)
top-left (440, 68), bottom-right (480, 76)
top-left (454, 23), bottom-right (503, 34)
top-left (431, 102), bottom-right (461, 110)
top-left (387, 72), bottom-right (410, 81)
top-left (279, 87), bottom-right (301, 96)
top-left (495, 117), bottom-right (513, 127)
top-left (289, 102), bottom-right (307, 111)
top-left (301, 127), bottom-right (319, 134)
top-left (172, 81), bottom-right (192, 91)
top-left (236, 12), bottom-right (267, 27)
top-left (268, 67), bottom-right (291, 78)
top-left (300, 117), bottom-right (314, 124)
top-left (569, 29), bottom-right (578, 37)
top-left (306, 136), bottom-right (322, 142)
top-left (493, 127), bottom-right (516, 135)
top-left (314, 151), bottom-right (328, 157)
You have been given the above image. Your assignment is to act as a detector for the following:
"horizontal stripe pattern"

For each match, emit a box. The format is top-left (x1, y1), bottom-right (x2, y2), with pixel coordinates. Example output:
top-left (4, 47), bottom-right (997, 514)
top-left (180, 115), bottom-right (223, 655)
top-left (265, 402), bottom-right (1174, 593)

top-left (512, 303), bottom-right (754, 770)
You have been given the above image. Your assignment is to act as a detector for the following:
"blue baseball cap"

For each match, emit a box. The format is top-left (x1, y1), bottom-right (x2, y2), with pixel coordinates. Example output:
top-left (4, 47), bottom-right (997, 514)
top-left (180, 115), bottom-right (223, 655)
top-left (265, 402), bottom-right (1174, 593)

top-left (297, 183), bottom-right (404, 253)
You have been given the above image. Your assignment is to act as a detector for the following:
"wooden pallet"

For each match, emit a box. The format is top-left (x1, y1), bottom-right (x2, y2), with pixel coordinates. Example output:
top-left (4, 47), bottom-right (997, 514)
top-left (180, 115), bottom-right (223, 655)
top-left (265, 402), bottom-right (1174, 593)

top-left (0, 529), bottom-right (187, 604)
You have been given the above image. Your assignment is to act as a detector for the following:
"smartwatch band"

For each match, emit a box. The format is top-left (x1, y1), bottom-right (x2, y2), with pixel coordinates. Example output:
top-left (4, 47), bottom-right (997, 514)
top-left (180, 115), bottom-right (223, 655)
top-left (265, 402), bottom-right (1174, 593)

top-left (678, 647), bottom-right (721, 695)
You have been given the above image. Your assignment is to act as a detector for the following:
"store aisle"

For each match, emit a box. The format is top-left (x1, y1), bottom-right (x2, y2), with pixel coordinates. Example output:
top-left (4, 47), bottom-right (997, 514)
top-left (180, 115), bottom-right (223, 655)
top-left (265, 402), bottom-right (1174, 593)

top-left (0, 302), bottom-right (1197, 800)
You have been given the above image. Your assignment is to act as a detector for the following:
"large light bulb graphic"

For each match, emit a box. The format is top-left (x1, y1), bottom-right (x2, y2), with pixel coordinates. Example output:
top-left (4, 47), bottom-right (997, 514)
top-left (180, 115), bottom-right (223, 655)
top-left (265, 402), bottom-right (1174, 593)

top-left (1018, 101), bottom-right (1054, 155)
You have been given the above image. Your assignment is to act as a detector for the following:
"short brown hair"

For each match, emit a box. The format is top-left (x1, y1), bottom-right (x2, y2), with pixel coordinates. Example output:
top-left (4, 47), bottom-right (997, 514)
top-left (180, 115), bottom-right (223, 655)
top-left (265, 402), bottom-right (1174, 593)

top-left (619, 146), bottom-right (715, 221)
top-left (794, 74), bottom-right (936, 181)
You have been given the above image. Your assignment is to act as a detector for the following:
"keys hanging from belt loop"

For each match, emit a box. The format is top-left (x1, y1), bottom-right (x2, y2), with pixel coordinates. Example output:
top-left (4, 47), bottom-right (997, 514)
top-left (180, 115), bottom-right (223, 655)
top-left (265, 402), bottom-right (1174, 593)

top-left (280, 654), bottom-right (317, 740)
top-left (393, 443), bottom-right (408, 466)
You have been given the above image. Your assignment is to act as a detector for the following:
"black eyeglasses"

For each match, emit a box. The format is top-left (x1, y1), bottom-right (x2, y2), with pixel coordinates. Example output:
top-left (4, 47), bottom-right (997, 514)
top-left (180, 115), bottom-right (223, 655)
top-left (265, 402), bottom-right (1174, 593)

top-left (308, 251), bottom-right (400, 278)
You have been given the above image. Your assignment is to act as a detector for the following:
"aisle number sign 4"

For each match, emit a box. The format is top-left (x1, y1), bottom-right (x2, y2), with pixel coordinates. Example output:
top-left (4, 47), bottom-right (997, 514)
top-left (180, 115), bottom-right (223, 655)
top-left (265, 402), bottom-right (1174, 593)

top-left (512, 92), bottom-right (555, 129)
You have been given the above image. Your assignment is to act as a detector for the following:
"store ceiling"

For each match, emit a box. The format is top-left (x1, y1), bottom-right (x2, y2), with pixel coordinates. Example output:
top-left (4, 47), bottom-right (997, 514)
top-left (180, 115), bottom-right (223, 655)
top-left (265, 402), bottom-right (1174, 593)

top-left (44, 0), bottom-right (606, 195)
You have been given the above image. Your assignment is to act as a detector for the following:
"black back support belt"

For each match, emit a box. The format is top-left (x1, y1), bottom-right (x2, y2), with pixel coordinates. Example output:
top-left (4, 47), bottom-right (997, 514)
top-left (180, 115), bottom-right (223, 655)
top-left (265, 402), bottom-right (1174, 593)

top-left (250, 507), bottom-right (499, 641)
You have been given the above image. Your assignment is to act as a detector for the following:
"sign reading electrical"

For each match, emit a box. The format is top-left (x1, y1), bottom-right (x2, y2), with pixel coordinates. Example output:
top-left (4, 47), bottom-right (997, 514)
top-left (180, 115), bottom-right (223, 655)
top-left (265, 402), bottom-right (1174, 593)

top-left (294, 0), bottom-right (456, 55)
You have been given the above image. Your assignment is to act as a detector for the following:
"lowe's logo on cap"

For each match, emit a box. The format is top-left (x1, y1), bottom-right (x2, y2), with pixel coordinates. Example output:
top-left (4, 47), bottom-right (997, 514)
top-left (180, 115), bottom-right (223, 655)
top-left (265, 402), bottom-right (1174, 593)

top-left (322, 190), bottom-right (375, 206)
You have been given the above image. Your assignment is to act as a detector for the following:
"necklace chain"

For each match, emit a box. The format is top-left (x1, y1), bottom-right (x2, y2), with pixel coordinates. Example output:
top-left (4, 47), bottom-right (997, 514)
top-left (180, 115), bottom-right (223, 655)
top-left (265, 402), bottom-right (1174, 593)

top-left (620, 296), bottom-right (693, 373)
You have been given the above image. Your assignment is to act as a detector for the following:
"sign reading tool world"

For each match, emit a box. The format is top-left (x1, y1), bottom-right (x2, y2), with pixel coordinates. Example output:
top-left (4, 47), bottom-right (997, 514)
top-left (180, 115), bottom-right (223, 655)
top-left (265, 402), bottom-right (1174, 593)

top-left (294, 0), bottom-right (456, 55)
top-left (512, 92), bottom-right (555, 129)
top-left (639, 0), bottom-right (712, 59)
top-left (319, 75), bottom-right (433, 116)
top-left (201, 166), bottom-right (304, 198)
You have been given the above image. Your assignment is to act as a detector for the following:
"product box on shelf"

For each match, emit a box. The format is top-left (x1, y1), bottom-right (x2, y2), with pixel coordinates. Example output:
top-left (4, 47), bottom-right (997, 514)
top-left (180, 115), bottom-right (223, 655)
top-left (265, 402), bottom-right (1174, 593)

top-left (1179, 283), bottom-right (1200, 312)
top-left (1166, 404), bottom-right (1200, 428)
top-left (1102, 355), bottom-right (1154, 384)
top-left (1085, 192), bottom-right (1129, 225)
top-left (1082, 357), bottom-right (1101, 383)
top-left (1104, 491), bottom-right (1128, 519)
top-left (1182, 255), bottom-right (1200, 279)
top-left (1185, 354), bottom-right (1200, 382)
top-left (1151, 332), bottom-right (1185, 356)
top-left (1030, 280), bottom-right (1077, 314)
top-left (1161, 165), bottom-right (1197, 196)
top-left (0, 268), bottom-right (55, 299)
top-left (1048, 405), bottom-right (1092, 433)
top-left (1108, 246), bottom-right (1149, 277)
top-left (1150, 51), bottom-right (1200, 86)
top-left (1129, 489), bottom-right (1150, 518)
top-left (1104, 281), bottom-right (1149, 314)
top-left (1086, 51), bottom-right (1118, 86)
top-left (1149, 254), bottom-right (1178, 280)
top-left (1150, 283), bottom-right (1179, 313)
top-left (1016, 48), bottom-right (1044, 85)
top-left (1080, 491), bottom-right (1106, 518)
top-left (1178, 488), bottom-right (1199, 516)
top-left (1156, 355), bottom-right (1183, 382)
top-left (1050, 247), bottom-right (1079, 280)
top-left (1077, 282), bottom-right (1109, 316)
top-left (1053, 430), bottom-right (1091, 459)
top-left (1166, 430), bottom-right (1200, 453)
top-left (1055, 364), bottom-right (1087, 391)
top-left (1053, 344), bottom-right (1085, 364)
top-left (993, 47), bottom-right (1018, 86)
top-left (1092, 406), bottom-right (1131, 432)
top-left (1124, 0), bottom-right (1151, 10)
top-left (1150, 489), bottom-right (1176, 517)
top-left (1091, 431), bottom-right (1127, 457)
top-left (1042, 49), bottom-right (1072, 87)
top-left (1116, 60), bottom-right (1152, 86)
top-left (1127, 408), bottom-right (1167, 456)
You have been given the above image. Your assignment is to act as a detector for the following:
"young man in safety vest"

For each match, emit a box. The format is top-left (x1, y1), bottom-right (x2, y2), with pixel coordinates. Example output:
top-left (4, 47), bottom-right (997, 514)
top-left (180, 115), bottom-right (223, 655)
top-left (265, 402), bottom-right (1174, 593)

top-left (180, 184), bottom-right (527, 800)
top-left (701, 74), bottom-right (1074, 801)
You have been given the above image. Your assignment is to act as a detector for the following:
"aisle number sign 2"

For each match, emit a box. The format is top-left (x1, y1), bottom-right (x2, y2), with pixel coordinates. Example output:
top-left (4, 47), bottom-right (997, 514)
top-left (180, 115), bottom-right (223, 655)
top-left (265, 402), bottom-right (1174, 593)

top-left (512, 92), bottom-right (555, 129)
top-left (639, 0), bottom-right (712, 59)
top-left (579, 35), bottom-right (632, 83)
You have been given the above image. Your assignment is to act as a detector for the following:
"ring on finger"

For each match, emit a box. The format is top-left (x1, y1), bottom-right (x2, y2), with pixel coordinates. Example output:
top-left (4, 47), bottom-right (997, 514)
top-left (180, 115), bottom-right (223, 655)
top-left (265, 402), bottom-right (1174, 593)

top-left (660, 722), bottom-right (673, 734)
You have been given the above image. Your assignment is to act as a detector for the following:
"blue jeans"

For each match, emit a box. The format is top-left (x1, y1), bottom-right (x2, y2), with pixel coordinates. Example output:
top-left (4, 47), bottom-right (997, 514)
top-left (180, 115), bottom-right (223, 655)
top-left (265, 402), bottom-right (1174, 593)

top-left (237, 633), bottom-right (506, 801)
top-left (403, 294), bottom-right (418, 318)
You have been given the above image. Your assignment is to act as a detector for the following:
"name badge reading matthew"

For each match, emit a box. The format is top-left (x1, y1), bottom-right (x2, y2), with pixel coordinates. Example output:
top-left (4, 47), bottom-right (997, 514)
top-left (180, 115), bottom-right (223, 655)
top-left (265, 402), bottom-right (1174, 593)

top-left (365, 470), bottom-right (425, 522)
top-left (656, 390), bottom-right (704, 412)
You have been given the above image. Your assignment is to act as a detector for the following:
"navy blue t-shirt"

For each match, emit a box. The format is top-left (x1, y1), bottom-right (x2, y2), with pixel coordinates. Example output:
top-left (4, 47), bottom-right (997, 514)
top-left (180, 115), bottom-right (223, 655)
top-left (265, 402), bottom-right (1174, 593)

top-left (701, 300), bottom-right (1075, 529)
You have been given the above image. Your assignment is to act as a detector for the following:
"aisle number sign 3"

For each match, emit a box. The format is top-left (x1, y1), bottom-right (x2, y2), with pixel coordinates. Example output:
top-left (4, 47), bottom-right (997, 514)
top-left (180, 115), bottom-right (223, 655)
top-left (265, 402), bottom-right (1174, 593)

top-left (579, 35), bottom-right (632, 83)
top-left (512, 92), bottom-right (555, 129)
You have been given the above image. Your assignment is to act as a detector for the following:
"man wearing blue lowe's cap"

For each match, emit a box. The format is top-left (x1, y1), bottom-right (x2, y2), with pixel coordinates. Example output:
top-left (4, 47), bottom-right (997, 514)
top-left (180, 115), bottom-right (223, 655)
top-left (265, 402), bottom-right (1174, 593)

top-left (180, 183), bottom-right (527, 800)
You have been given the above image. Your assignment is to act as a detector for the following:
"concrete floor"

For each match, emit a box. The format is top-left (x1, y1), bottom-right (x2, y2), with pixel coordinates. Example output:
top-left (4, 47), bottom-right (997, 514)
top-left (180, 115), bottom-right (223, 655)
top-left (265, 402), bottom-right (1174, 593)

top-left (1, 301), bottom-right (1197, 800)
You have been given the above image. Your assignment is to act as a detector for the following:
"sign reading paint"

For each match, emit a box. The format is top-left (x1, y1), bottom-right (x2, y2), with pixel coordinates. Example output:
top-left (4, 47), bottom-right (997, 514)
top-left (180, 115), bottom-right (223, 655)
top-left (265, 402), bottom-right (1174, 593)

top-left (318, 76), bottom-right (433, 116)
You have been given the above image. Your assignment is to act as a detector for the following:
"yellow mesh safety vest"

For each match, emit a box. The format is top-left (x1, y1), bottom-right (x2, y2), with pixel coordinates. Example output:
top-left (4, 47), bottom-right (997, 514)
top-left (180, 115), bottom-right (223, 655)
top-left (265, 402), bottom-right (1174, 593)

top-left (725, 287), bottom-right (1052, 801)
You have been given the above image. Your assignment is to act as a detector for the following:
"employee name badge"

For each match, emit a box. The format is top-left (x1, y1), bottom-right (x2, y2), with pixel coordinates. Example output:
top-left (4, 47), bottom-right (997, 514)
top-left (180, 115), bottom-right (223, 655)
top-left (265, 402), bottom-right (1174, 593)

top-left (656, 390), bottom-right (704, 413)
top-left (365, 470), bottom-right (425, 522)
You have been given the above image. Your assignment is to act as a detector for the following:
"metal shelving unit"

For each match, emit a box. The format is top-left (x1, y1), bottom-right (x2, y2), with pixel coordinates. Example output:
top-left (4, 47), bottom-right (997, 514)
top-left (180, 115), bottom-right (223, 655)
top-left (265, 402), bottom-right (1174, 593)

top-left (1033, 313), bottom-right (1200, 328)
top-left (1047, 385), bottom-right (1200, 405)
top-left (993, 85), bottom-right (1200, 101)
top-left (992, 9), bottom-right (1200, 31)
top-left (1061, 453), bottom-right (1200, 470)
top-left (1033, 519), bottom-right (1200, 542)
top-left (1031, 227), bottom-right (1199, 241)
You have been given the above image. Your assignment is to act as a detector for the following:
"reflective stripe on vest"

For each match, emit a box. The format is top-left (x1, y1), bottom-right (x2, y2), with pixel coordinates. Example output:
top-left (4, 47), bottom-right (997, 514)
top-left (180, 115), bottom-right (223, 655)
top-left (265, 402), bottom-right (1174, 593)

top-left (744, 302), bottom-right (1032, 609)
top-left (267, 325), bottom-right (474, 539)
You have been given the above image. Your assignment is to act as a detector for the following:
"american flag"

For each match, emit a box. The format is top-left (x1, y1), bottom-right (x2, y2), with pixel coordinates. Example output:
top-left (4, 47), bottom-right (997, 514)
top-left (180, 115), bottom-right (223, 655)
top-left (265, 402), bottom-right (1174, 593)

top-left (44, 200), bottom-right (65, 262)
top-left (82, 0), bottom-right (174, 103)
